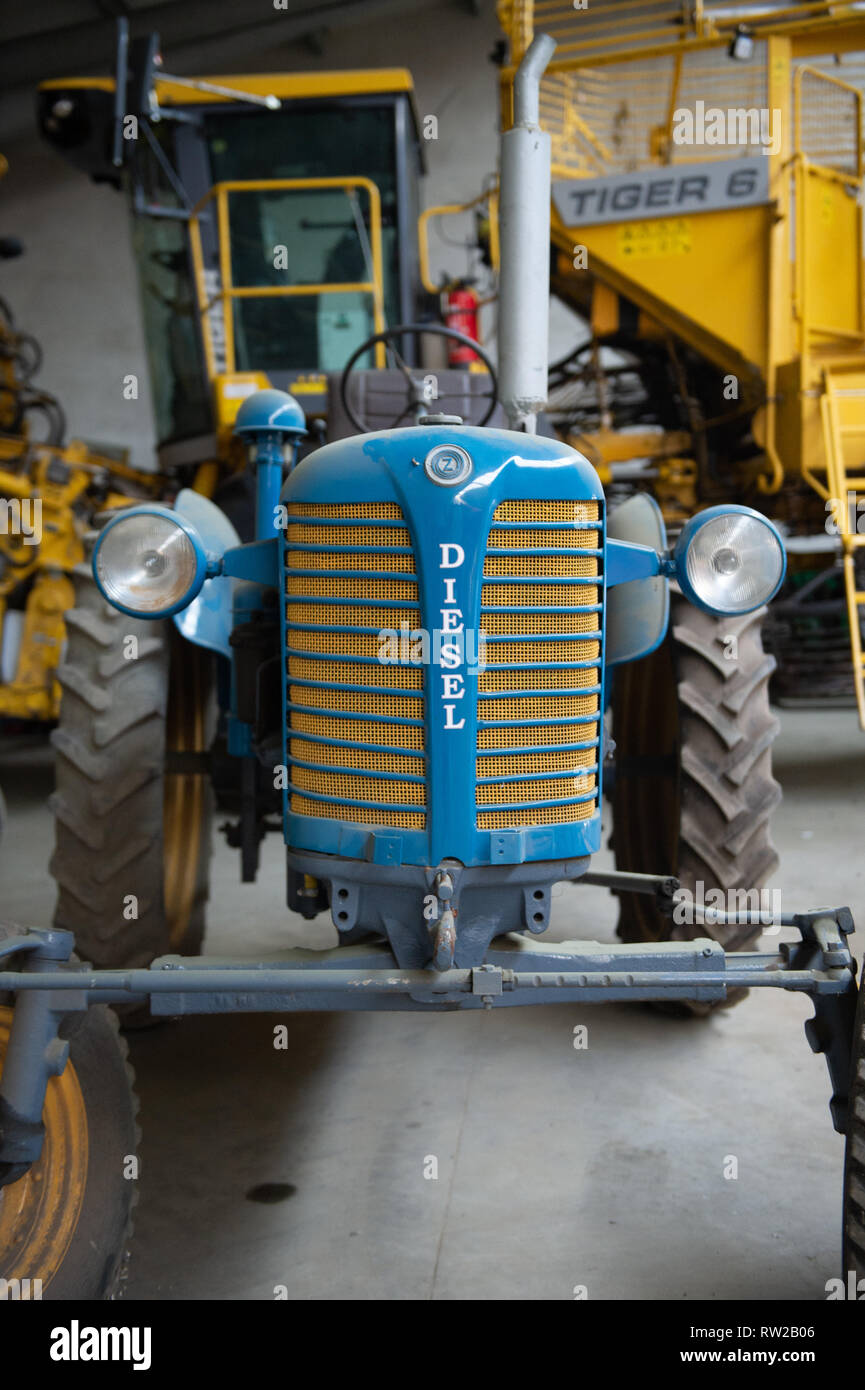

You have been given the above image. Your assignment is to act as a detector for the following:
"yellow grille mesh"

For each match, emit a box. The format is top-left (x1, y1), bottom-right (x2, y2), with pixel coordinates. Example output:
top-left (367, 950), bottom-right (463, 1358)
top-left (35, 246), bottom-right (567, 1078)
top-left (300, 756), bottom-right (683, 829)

top-left (493, 501), bottom-right (599, 524)
top-left (288, 577), bottom-right (418, 601)
top-left (293, 766), bottom-right (425, 806)
top-left (291, 794), bottom-right (424, 829)
top-left (290, 686), bottom-right (422, 718)
top-left (483, 583), bottom-right (599, 607)
top-left (484, 554), bottom-right (598, 577)
top-left (478, 802), bottom-right (595, 829)
top-left (288, 630), bottom-right (410, 657)
top-left (287, 551), bottom-right (414, 572)
top-left (477, 498), bottom-right (602, 830)
top-left (482, 611), bottom-right (598, 635)
top-left (478, 748), bottom-right (596, 777)
top-left (478, 721), bottom-right (598, 749)
top-left (291, 739), bottom-right (422, 776)
top-left (477, 774), bottom-right (596, 805)
top-left (291, 712), bottom-right (424, 749)
top-left (287, 605), bottom-right (419, 629)
top-left (488, 528), bottom-right (599, 549)
top-left (488, 639), bottom-right (599, 663)
top-left (478, 667), bottom-right (598, 692)
top-left (287, 502), bottom-right (425, 829)
top-left (288, 502), bottom-right (403, 519)
top-left (477, 693), bottom-right (599, 720)
top-left (288, 658), bottom-right (423, 689)
top-left (287, 524), bottom-right (410, 547)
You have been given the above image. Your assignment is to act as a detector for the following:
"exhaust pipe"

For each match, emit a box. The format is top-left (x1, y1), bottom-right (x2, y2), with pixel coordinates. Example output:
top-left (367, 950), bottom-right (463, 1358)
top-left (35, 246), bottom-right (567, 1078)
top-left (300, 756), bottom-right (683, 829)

top-left (497, 32), bottom-right (556, 433)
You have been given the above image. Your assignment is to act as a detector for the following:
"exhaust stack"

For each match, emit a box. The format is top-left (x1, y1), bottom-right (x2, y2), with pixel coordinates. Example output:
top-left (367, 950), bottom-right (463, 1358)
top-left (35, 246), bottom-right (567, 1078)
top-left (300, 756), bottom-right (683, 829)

top-left (497, 32), bottom-right (556, 433)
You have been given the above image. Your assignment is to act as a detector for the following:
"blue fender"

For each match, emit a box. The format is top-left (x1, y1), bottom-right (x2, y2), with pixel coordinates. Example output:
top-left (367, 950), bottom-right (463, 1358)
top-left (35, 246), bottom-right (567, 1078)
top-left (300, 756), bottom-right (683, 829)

top-left (172, 490), bottom-right (241, 660)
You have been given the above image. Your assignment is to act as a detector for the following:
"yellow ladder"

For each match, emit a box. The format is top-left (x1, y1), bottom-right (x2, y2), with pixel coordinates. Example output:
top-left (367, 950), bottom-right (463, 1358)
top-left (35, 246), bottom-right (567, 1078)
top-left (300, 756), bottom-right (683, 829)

top-left (820, 363), bottom-right (865, 729)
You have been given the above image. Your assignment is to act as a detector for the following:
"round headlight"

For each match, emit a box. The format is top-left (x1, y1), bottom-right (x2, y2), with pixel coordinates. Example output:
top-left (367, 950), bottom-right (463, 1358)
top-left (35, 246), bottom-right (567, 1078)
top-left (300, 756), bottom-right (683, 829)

top-left (674, 507), bottom-right (785, 616)
top-left (94, 510), bottom-right (207, 618)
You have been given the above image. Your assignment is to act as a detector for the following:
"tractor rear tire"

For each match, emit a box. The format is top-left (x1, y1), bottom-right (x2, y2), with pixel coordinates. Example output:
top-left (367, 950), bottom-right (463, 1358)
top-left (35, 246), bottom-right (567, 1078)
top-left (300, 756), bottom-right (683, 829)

top-left (0, 930), bottom-right (139, 1300)
top-left (612, 592), bottom-right (782, 1013)
top-left (50, 556), bottom-right (214, 970)
top-left (843, 965), bottom-right (865, 1282)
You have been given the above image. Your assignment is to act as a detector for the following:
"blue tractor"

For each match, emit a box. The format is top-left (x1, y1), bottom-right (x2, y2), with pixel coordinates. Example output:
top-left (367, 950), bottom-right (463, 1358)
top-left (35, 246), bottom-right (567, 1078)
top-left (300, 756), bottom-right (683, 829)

top-left (0, 35), bottom-right (862, 1300)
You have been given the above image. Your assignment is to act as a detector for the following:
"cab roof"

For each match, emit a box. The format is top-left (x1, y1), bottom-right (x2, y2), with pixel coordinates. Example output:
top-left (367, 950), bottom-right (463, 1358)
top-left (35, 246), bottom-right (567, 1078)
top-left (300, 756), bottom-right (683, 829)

top-left (39, 68), bottom-right (416, 105)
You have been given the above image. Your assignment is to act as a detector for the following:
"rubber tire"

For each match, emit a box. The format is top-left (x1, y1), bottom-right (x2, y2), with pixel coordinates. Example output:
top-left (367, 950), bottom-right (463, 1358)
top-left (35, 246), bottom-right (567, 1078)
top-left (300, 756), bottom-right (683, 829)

top-left (843, 964), bottom-right (865, 1282)
top-left (0, 931), bottom-right (140, 1300)
top-left (50, 557), bottom-right (213, 970)
top-left (612, 593), bottom-right (781, 1011)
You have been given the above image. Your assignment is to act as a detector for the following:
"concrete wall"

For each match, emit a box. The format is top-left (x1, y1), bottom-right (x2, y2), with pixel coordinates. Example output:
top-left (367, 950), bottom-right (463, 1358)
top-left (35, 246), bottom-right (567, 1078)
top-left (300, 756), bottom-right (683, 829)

top-left (0, 0), bottom-right (580, 467)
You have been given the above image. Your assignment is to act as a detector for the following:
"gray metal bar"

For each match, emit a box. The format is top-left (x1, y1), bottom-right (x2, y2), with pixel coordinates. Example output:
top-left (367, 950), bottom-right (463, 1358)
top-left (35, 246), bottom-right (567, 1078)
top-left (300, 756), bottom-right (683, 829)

top-left (581, 869), bottom-right (678, 895)
top-left (0, 964), bottom-right (850, 996)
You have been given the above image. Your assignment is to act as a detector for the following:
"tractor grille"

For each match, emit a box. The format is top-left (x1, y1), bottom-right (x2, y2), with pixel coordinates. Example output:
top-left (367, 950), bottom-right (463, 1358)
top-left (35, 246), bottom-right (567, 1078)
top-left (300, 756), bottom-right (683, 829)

top-left (476, 500), bottom-right (602, 831)
top-left (285, 502), bottom-right (426, 830)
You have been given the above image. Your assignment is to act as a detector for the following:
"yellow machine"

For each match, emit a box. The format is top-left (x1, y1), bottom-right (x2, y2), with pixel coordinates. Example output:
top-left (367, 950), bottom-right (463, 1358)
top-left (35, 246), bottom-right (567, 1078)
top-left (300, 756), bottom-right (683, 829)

top-left (496, 0), bottom-right (865, 725)
top-left (38, 57), bottom-right (428, 520)
top-left (0, 266), bottom-right (160, 722)
top-left (0, 441), bottom-right (159, 722)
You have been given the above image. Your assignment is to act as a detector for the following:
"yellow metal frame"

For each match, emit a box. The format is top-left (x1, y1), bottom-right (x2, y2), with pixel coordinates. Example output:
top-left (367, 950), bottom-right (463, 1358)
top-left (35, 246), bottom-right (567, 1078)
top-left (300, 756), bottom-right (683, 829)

top-left (793, 65), bottom-right (863, 344)
top-left (819, 368), bottom-right (865, 726)
top-left (499, 0), bottom-right (865, 74)
top-left (417, 188), bottom-right (500, 296)
top-left (188, 176), bottom-right (388, 379)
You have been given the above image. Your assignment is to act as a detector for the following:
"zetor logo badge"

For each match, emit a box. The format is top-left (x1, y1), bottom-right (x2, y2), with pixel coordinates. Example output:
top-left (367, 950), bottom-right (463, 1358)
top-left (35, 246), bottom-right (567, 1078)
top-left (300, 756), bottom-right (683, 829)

top-left (423, 444), bottom-right (472, 486)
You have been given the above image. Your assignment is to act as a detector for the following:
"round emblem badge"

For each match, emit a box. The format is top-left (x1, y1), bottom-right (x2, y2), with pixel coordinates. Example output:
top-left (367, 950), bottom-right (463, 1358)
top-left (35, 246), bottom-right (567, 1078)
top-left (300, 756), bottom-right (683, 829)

top-left (423, 443), bottom-right (473, 487)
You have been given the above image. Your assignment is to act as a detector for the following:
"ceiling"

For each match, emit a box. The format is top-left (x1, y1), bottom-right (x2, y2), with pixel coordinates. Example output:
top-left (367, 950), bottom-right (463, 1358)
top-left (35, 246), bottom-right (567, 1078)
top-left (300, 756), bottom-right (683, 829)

top-left (2, 0), bottom-right (482, 93)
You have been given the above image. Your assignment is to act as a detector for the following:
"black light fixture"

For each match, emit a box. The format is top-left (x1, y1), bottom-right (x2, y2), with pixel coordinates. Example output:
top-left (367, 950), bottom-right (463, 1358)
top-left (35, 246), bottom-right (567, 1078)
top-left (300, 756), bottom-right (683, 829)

top-left (729, 24), bottom-right (754, 62)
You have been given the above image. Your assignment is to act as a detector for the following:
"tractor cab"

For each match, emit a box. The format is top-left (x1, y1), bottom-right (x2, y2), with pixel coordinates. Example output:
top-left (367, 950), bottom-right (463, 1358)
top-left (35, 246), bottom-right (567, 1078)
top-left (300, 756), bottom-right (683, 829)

top-left (38, 46), bottom-right (428, 466)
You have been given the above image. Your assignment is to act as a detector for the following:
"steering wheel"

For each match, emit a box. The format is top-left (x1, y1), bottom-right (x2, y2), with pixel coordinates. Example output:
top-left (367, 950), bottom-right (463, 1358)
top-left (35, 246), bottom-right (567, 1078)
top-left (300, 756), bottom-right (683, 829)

top-left (339, 323), bottom-right (498, 434)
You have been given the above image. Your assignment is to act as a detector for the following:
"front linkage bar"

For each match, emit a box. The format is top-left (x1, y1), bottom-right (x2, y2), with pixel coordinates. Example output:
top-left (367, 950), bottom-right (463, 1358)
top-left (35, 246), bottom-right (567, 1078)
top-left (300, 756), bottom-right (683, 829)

top-left (0, 900), bottom-right (858, 1187)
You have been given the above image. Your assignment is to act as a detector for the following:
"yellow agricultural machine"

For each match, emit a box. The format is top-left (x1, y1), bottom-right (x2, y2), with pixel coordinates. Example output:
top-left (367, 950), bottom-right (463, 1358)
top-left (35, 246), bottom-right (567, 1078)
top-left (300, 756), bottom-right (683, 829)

top-left (37, 39), bottom-right (436, 526)
top-left (498, 0), bottom-right (865, 702)
top-left (0, 260), bottom-right (160, 727)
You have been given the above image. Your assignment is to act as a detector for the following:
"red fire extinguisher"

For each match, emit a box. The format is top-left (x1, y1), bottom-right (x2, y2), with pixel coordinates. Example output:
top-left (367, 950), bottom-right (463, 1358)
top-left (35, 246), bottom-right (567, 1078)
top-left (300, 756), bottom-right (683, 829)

top-left (443, 283), bottom-right (480, 365)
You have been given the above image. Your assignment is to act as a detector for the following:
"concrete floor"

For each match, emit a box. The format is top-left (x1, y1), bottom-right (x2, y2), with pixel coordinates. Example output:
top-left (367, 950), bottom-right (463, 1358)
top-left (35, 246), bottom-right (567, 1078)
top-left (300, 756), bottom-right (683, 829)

top-left (1, 706), bottom-right (863, 1300)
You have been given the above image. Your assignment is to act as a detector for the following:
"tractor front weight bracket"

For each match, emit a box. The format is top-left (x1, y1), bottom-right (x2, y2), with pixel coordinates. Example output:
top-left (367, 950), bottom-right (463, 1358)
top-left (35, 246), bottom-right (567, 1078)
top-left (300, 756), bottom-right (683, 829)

top-left (0, 906), bottom-right (858, 1181)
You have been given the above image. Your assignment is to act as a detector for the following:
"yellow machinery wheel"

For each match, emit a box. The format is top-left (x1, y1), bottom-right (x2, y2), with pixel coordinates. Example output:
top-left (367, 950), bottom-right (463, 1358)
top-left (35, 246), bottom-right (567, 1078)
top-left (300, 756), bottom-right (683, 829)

top-left (0, 983), bottom-right (139, 1299)
top-left (164, 629), bottom-right (214, 951)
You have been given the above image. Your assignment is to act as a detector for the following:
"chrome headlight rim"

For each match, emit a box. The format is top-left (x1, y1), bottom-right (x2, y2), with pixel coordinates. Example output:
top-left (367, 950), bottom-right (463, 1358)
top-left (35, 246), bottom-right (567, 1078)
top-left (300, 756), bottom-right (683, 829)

top-left (673, 504), bottom-right (786, 618)
top-left (93, 506), bottom-right (208, 620)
